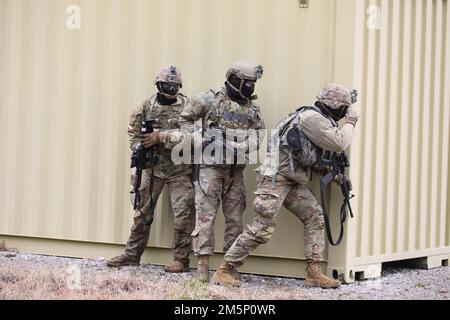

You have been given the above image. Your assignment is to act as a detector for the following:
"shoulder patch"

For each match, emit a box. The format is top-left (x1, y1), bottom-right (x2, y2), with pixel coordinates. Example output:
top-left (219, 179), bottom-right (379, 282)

top-left (196, 88), bottom-right (223, 106)
top-left (209, 86), bottom-right (225, 96)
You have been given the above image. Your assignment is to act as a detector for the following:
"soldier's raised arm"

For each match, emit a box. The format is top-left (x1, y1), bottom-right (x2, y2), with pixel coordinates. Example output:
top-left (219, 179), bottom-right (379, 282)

top-left (178, 90), bottom-right (216, 132)
top-left (300, 84), bottom-right (359, 153)
top-left (301, 110), bottom-right (357, 153)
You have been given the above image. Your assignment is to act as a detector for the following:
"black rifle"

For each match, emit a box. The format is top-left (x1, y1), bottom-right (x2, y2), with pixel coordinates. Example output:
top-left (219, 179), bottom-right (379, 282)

top-left (130, 120), bottom-right (158, 225)
top-left (318, 152), bottom-right (355, 246)
top-left (193, 128), bottom-right (249, 197)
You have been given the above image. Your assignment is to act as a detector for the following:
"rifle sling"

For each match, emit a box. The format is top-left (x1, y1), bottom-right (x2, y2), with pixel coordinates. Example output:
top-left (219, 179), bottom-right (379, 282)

top-left (319, 176), bottom-right (345, 246)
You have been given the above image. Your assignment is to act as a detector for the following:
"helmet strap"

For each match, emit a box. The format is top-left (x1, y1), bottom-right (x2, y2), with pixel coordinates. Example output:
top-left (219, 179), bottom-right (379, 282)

top-left (315, 101), bottom-right (346, 122)
top-left (225, 80), bottom-right (249, 105)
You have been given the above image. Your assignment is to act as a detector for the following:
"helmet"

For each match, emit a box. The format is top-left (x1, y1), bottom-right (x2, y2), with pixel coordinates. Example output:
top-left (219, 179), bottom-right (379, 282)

top-left (154, 66), bottom-right (182, 88)
top-left (316, 84), bottom-right (359, 121)
top-left (318, 83), bottom-right (355, 109)
top-left (225, 61), bottom-right (263, 102)
top-left (225, 61), bottom-right (264, 81)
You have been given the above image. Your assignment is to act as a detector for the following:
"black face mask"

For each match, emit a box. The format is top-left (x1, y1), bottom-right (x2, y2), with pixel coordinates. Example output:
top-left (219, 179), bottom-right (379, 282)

top-left (157, 93), bottom-right (177, 105)
top-left (228, 74), bottom-right (241, 90)
top-left (241, 80), bottom-right (255, 98)
top-left (225, 81), bottom-right (247, 105)
top-left (315, 101), bottom-right (348, 122)
top-left (158, 82), bottom-right (180, 98)
top-left (227, 74), bottom-right (256, 99)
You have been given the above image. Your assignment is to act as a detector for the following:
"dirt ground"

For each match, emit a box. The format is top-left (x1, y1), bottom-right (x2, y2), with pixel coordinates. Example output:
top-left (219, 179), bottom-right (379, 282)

top-left (0, 250), bottom-right (449, 300)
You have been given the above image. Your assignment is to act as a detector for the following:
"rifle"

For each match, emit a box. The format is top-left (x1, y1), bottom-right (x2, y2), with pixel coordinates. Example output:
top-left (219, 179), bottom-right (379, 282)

top-left (130, 120), bottom-right (158, 225)
top-left (193, 128), bottom-right (248, 197)
top-left (201, 129), bottom-right (249, 165)
top-left (318, 152), bottom-right (355, 246)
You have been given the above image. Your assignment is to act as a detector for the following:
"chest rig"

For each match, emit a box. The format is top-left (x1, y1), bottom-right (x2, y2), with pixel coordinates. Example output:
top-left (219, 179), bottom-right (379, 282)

top-left (144, 94), bottom-right (185, 130)
top-left (207, 89), bottom-right (252, 131)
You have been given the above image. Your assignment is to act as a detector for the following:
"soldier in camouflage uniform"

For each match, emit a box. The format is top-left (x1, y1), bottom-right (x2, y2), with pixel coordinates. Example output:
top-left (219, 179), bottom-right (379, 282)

top-left (179, 61), bottom-right (266, 282)
top-left (213, 83), bottom-right (360, 288)
top-left (107, 66), bottom-right (195, 273)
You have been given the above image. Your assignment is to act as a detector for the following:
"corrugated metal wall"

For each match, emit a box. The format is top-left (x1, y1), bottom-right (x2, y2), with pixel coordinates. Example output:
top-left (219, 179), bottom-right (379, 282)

top-left (347, 0), bottom-right (450, 266)
top-left (0, 0), bottom-right (337, 262)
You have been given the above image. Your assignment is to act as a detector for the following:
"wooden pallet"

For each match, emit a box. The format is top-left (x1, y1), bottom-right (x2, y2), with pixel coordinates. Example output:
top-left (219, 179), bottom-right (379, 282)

top-left (327, 254), bottom-right (450, 283)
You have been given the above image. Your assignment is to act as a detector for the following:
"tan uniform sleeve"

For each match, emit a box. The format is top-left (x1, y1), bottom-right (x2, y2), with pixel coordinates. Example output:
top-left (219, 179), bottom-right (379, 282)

top-left (178, 92), bottom-right (211, 132)
top-left (128, 105), bottom-right (145, 151)
top-left (300, 111), bottom-right (355, 153)
top-left (247, 105), bottom-right (266, 153)
top-left (177, 91), bottom-right (217, 153)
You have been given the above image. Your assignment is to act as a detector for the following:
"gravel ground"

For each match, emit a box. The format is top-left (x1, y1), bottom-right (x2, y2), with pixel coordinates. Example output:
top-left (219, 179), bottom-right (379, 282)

top-left (0, 251), bottom-right (449, 300)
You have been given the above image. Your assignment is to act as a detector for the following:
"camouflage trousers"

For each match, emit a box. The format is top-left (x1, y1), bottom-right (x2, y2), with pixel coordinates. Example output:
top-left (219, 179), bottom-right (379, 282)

top-left (224, 174), bottom-right (325, 267)
top-left (124, 170), bottom-right (195, 265)
top-left (191, 166), bottom-right (246, 256)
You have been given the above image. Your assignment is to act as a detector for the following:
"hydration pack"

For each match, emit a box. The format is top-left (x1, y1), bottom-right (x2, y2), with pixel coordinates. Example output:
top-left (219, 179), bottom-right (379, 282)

top-left (272, 106), bottom-right (324, 171)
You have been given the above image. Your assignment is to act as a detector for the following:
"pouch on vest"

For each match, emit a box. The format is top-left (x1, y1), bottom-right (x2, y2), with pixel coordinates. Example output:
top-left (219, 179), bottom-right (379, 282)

top-left (286, 112), bottom-right (321, 169)
top-left (286, 124), bottom-right (302, 151)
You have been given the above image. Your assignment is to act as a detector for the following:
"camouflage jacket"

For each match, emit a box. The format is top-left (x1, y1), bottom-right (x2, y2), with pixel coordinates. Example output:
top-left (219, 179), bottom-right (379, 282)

top-left (128, 94), bottom-right (192, 179)
top-left (178, 86), bottom-right (265, 167)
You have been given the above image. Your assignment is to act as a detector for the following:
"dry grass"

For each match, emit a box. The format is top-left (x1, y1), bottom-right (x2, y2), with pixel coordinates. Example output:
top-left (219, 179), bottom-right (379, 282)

top-left (0, 261), bottom-right (170, 300)
top-left (1, 253), bottom-right (449, 300)
top-left (0, 257), bottom-right (305, 300)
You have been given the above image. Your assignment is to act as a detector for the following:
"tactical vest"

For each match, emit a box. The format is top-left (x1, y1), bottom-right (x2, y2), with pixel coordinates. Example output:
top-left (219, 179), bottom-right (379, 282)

top-left (206, 88), bottom-right (254, 131)
top-left (143, 94), bottom-right (187, 130)
top-left (271, 107), bottom-right (321, 169)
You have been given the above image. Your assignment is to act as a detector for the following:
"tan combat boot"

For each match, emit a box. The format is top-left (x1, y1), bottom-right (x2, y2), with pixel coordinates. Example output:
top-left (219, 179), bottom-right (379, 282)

top-left (106, 254), bottom-right (140, 267)
top-left (164, 260), bottom-right (190, 273)
top-left (305, 260), bottom-right (341, 289)
top-left (212, 261), bottom-right (241, 287)
top-left (196, 255), bottom-right (210, 282)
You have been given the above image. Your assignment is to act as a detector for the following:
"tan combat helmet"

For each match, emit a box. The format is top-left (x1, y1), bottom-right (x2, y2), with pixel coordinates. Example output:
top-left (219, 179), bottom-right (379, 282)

top-left (154, 66), bottom-right (183, 88)
top-left (317, 83), bottom-right (358, 109)
top-left (226, 60), bottom-right (264, 82)
top-left (225, 61), bottom-right (263, 101)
